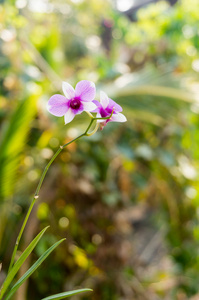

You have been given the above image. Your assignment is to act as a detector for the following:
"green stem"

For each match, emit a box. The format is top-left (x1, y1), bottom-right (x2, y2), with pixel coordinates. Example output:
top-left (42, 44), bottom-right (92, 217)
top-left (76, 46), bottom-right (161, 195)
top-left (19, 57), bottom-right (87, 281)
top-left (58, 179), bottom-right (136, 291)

top-left (8, 126), bottom-right (90, 274)
top-left (7, 198), bottom-right (36, 274)
top-left (7, 147), bottom-right (63, 273)
top-left (85, 118), bottom-right (94, 134)
top-left (6, 111), bottom-right (113, 275)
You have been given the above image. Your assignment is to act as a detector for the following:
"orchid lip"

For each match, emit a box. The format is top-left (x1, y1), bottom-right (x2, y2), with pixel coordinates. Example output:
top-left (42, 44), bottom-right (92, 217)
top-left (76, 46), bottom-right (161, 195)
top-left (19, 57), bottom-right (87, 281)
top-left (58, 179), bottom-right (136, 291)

top-left (69, 98), bottom-right (81, 110)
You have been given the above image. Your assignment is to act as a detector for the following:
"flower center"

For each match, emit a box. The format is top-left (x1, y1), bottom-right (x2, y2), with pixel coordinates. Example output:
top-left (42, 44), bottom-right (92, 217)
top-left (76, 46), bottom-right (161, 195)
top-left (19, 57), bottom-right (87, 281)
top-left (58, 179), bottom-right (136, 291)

top-left (100, 108), bottom-right (109, 118)
top-left (70, 99), bottom-right (81, 110)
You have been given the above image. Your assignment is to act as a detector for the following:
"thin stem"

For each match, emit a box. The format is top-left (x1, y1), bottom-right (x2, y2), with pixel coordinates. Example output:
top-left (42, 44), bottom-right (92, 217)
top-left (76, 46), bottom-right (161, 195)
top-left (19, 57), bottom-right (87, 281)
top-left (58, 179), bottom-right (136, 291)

top-left (35, 148), bottom-right (62, 197)
top-left (85, 118), bottom-right (95, 135)
top-left (7, 147), bottom-right (63, 273)
top-left (86, 123), bottom-right (99, 136)
top-left (6, 111), bottom-right (113, 275)
top-left (8, 197), bottom-right (36, 274)
top-left (8, 134), bottom-right (86, 273)
top-left (62, 133), bottom-right (85, 148)
top-left (85, 111), bottom-right (94, 118)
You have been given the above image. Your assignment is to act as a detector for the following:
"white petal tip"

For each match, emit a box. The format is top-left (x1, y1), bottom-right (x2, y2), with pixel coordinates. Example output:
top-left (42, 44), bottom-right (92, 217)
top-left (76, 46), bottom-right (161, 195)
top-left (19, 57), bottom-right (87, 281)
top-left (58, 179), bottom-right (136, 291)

top-left (62, 82), bottom-right (75, 99)
top-left (100, 91), bottom-right (109, 108)
top-left (111, 113), bottom-right (127, 123)
top-left (64, 109), bottom-right (75, 124)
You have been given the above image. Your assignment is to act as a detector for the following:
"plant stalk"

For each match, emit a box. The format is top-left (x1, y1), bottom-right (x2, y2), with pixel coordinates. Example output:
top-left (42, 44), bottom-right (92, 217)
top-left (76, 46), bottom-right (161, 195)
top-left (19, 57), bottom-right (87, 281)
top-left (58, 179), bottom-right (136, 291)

top-left (7, 112), bottom-right (113, 274)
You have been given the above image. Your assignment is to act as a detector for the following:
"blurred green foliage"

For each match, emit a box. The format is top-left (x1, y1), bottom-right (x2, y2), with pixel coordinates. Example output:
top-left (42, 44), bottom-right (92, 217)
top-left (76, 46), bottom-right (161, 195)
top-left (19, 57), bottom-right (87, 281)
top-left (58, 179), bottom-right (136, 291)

top-left (1, 0), bottom-right (199, 299)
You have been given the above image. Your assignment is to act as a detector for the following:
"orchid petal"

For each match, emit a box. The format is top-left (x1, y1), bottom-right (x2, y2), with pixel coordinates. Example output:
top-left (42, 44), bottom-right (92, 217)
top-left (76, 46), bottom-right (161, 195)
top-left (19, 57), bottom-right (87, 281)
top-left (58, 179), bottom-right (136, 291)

top-left (108, 99), bottom-right (123, 113)
top-left (64, 108), bottom-right (75, 124)
top-left (62, 82), bottom-right (75, 99)
top-left (75, 80), bottom-right (96, 102)
top-left (91, 100), bottom-right (101, 113)
top-left (100, 91), bottom-right (109, 109)
top-left (83, 101), bottom-right (97, 112)
top-left (47, 95), bottom-right (69, 117)
top-left (111, 113), bottom-right (127, 122)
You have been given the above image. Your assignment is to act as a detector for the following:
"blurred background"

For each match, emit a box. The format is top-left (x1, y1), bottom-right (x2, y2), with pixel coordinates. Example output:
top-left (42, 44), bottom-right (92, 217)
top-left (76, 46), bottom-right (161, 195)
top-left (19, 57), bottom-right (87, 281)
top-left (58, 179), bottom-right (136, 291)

top-left (1, 0), bottom-right (199, 299)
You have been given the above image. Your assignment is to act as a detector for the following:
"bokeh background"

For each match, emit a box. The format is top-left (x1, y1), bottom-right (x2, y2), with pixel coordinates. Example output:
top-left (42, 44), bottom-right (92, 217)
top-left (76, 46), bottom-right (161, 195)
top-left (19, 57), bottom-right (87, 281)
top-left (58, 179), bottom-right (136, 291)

top-left (1, 0), bottom-right (199, 299)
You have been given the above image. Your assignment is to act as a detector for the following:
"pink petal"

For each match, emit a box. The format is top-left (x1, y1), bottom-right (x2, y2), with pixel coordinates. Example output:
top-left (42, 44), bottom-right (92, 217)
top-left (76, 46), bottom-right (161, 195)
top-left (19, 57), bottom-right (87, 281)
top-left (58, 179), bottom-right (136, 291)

top-left (62, 82), bottom-right (75, 99)
top-left (100, 91), bottom-right (109, 109)
top-left (91, 100), bottom-right (101, 113)
top-left (111, 113), bottom-right (127, 122)
top-left (109, 99), bottom-right (123, 113)
top-left (82, 101), bottom-right (97, 112)
top-left (47, 94), bottom-right (69, 117)
top-left (64, 108), bottom-right (75, 124)
top-left (75, 80), bottom-right (96, 102)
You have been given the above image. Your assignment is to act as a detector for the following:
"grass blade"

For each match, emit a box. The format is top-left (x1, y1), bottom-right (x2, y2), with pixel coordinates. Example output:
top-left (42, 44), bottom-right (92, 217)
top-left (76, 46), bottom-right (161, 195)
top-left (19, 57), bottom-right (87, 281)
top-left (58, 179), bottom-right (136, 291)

top-left (4, 239), bottom-right (65, 300)
top-left (0, 226), bottom-right (49, 299)
top-left (41, 289), bottom-right (93, 300)
top-left (0, 98), bottom-right (36, 200)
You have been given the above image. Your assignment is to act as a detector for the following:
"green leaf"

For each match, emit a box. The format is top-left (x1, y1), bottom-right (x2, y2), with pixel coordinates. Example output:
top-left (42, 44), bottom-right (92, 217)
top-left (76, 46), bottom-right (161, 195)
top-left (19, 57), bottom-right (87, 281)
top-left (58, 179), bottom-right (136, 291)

top-left (41, 289), bottom-right (93, 300)
top-left (4, 238), bottom-right (65, 300)
top-left (0, 226), bottom-right (49, 300)
top-left (0, 98), bottom-right (37, 200)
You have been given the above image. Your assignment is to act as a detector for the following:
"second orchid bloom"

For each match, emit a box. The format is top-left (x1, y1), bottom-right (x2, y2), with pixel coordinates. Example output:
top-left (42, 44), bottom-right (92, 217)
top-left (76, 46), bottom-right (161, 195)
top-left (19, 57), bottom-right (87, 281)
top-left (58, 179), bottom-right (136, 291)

top-left (47, 80), bottom-right (127, 127)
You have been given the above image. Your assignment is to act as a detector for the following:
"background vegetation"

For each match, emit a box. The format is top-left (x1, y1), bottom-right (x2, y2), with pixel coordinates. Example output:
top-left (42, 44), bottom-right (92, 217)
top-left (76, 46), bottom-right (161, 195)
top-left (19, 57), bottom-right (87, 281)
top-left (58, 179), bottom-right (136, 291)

top-left (1, 0), bottom-right (199, 299)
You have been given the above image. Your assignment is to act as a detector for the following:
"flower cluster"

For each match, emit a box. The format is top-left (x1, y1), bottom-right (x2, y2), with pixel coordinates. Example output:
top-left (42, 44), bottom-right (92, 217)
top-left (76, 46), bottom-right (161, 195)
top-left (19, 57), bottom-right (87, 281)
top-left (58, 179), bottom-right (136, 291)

top-left (47, 80), bottom-right (126, 127)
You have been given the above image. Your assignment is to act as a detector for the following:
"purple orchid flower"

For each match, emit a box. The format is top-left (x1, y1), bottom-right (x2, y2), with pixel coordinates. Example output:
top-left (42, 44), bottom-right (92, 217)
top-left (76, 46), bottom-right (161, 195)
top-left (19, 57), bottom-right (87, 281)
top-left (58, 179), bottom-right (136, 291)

top-left (92, 91), bottom-right (126, 129)
top-left (47, 80), bottom-right (97, 124)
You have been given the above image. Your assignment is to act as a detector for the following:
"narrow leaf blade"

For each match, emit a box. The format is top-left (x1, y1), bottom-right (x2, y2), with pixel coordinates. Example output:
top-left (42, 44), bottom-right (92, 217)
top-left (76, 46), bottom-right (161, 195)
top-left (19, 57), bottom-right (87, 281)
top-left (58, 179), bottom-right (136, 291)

top-left (41, 289), bottom-right (93, 300)
top-left (0, 98), bottom-right (37, 200)
top-left (0, 226), bottom-right (49, 299)
top-left (4, 239), bottom-right (65, 300)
